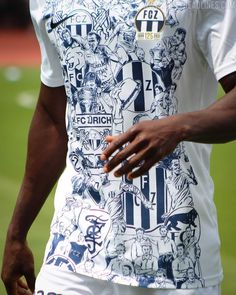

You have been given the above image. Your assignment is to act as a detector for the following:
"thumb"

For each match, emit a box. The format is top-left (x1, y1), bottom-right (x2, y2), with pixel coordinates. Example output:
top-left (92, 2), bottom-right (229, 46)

top-left (24, 270), bottom-right (36, 292)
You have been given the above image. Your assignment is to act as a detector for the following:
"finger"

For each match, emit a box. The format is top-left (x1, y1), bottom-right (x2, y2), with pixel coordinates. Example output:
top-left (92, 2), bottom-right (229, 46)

top-left (113, 149), bottom-right (149, 177)
top-left (17, 278), bottom-right (28, 289)
top-left (17, 285), bottom-right (33, 295)
top-left (17, 277), bottom-right (34, 295)
top-left (101, 132), bottom-right (134, 161)
top-left (104, 135), bottom-right (116, 143)
top-left (104, 140), bottom-right (143, 173)
top-left (24, 270), bottom-right (36, 293)
top-left (128, 158), bottom-right (155, 179)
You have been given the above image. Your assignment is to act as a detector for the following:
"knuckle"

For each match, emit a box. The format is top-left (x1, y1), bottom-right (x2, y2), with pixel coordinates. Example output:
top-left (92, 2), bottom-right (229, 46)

top-left (129, 125), bottom-right (139, 137)
top-left (136, 135), bottom-right (149, 148)
top-left (128, 156), bottom-right (137, 166)
top-left (124, 159), bottom-right (136, 171)
top-left (112, 153), bottom-right (123, 165)
top-left (110, 140), bottom-right (122, 152)
top-left (112, 139), bottom-right (120, 147)
top-left (118, 157), bottom-right (138, 174)
top-left (134, 165), bottom-right (145, 176)
top-left (136, 134), bottom-right (145, 142)
top-left (116, 148), bottom-right (125, 159)
top-left (137, 120), bottom-right (148, 130)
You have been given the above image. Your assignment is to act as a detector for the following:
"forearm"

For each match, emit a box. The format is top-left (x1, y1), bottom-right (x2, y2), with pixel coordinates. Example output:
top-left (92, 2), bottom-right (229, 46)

top-left (178, 86), bottom-right (236, 144)
top-left (8, 85), bottom-right (67, 241)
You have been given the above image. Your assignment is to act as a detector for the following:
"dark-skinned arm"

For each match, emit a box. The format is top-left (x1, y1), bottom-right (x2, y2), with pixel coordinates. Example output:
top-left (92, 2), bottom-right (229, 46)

top-left (1, 83), bottom-right (67, 295)
top-left (101, 72), bottom-right (236, 180)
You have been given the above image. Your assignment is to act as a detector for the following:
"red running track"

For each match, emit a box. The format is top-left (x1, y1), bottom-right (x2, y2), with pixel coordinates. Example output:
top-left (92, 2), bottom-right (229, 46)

top-left (0, 28), bottom-right (40, 66)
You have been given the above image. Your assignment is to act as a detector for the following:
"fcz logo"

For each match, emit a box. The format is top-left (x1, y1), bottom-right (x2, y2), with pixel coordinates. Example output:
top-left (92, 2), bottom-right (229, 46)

top-left (135, 5), bottom-right (165, 40)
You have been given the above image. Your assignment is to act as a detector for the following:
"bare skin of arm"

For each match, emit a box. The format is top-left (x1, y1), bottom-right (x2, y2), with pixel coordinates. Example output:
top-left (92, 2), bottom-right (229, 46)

top-left (101, 72), bottom-right (236, 180)
top-left (1, 83), bottom-right (67, 295)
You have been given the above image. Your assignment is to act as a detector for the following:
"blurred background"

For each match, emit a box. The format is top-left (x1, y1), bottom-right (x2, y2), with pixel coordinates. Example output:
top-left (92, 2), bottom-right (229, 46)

top-left (0, 0), bottom-right (31, 29)
top-left (0, 1), bottom-right (236, 294)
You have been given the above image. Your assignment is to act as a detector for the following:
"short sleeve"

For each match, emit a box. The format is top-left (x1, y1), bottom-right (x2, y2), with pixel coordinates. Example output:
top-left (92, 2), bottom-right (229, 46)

top-left (196, 0), bottom-right (236, 81)
top-left (30, 0), bottom-right (64, 87)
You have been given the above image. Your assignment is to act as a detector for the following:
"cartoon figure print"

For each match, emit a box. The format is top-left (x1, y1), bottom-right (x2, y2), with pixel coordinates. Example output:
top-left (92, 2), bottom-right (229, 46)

top-left (42, 0), bottom-right (204, 289)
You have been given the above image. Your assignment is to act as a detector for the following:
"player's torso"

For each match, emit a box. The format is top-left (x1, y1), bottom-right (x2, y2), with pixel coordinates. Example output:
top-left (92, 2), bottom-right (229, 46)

top-left (39, 1), bottom-right (217, 289)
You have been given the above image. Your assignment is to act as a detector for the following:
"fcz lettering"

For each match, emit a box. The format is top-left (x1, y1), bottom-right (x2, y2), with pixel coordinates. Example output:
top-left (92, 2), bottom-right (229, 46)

top-left (145, 80), bottom-right (152, 91)
top-left (143, 9), bottom-right (159, 20)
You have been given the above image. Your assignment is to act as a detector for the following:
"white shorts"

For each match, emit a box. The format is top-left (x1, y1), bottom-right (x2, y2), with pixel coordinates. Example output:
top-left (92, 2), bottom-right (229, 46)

top-left (35, 266), bottom-right (221, 295)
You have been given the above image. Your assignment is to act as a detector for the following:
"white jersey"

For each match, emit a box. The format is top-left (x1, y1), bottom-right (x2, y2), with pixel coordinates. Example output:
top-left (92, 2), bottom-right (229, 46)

top-left (30, 0), bottom-right (236, 289)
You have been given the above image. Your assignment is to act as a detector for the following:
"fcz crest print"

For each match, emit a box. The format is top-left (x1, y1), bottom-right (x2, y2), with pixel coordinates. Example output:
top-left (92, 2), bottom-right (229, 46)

top-left (135, 5), bottom-right (165, 40)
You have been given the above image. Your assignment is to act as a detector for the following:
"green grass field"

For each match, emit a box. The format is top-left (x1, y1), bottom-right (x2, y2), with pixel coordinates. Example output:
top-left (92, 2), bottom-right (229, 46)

top-left (0, 67), bottom-right (235, 294)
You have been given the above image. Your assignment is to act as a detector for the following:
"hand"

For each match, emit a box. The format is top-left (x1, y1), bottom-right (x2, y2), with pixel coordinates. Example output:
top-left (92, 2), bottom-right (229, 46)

top-left (1, 239), bottom-right (35, 295)
top-left (101, 118), bottom-right (185, 179)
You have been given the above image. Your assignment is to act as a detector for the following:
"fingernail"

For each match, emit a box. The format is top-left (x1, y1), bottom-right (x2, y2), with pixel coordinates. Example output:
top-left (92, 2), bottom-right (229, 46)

top-left (100, 154), bottom-right (106, 161)
top-left (106, 135), bottom-right (113, 142)
top-left (103, 166), bottom-right (108, 173)
top-left (127, 174), bottom-right (133, 180)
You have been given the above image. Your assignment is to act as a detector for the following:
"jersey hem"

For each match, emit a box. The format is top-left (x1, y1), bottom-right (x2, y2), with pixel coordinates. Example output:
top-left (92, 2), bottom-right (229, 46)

top-left (40, 264), bottom-right (223, 290)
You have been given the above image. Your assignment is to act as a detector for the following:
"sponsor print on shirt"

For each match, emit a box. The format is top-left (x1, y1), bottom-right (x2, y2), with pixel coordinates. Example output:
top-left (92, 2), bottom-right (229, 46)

top-left (43, 0), bottom-right (204, 289)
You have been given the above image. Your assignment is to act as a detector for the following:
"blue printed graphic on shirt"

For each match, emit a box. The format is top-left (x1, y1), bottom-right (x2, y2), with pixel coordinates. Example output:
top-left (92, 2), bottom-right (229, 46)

top-left (42, 0), bottom-right (204, 289)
